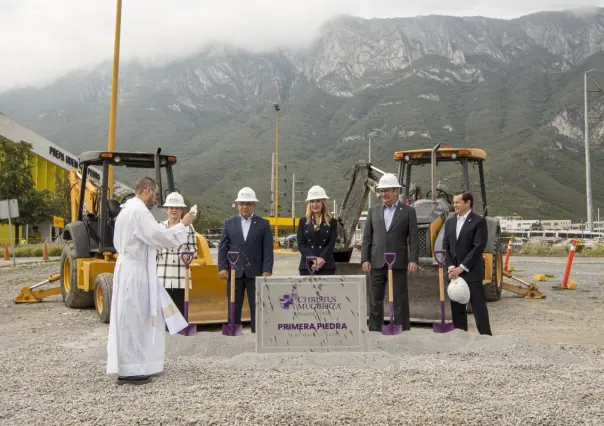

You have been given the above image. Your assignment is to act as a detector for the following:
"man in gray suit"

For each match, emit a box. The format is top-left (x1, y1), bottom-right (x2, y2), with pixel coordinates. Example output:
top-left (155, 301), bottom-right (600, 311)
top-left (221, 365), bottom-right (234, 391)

top-left (361, 173), bottom-right (419, 331)
top-left (218, 187), bottom-right (274, 333)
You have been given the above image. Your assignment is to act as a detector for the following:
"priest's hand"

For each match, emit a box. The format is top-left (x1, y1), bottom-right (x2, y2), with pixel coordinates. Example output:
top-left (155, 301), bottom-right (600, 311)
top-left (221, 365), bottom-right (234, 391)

top-left (181, 212), bottom-right (195, 226)
top-left (262, 272), bottom-right (272, 277)
top-left (219, 269), bottom-right (228, 280)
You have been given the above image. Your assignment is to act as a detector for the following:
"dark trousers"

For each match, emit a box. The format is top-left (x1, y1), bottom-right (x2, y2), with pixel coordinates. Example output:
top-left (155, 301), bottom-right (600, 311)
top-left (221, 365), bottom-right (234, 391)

top-left (450, 279), bottom-right (492, 335)
top-left (165, 288), bottom-right (185, 317)
top-left (226, 275), bottom-right (256, 333)
top-left (369, 267), bottom-right (410, 331)
top-left (299, 269), bottom-right (335, 276)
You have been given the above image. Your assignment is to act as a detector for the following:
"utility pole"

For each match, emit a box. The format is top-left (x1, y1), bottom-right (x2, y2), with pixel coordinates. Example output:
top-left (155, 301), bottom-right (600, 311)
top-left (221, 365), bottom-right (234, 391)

top-left (585, 71), bottom-right (593, 233)
top-left (273, 104), bottom-right (280, 246)
top-left (291, 173), bottom-right (304, 228)
top-left (368, 135), bottom-right (372, 209)
top-left (292, 173), bottom-right (296, 219)
top-left (270, 152), bottom-right (276, 216)
top-left (583, 70), bottom-right (604, 232)
top-left (106, 0), bottom-right (122, 198)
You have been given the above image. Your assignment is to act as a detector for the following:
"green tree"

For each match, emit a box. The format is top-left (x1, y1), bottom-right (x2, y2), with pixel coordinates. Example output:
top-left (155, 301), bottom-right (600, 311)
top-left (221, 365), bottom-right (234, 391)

top-left (46, 169), bottom-right (71, 221)
top-left (0, 137), bottom-right (55, 244)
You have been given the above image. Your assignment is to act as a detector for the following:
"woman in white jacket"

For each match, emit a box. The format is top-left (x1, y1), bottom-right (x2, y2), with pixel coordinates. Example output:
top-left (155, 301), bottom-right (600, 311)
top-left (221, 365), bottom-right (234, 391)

top-left (156, 192), bottom-right (198, 316)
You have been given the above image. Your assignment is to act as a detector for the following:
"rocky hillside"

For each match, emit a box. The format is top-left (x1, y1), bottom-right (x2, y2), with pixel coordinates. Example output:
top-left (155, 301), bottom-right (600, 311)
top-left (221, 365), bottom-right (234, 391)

top-left (1, 7), bottom-right (604, 221)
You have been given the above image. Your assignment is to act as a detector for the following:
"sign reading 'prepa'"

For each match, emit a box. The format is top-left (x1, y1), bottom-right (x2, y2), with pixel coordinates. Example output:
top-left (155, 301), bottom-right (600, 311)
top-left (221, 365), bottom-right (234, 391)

top-left (255, 275), bottom-right (367, 353)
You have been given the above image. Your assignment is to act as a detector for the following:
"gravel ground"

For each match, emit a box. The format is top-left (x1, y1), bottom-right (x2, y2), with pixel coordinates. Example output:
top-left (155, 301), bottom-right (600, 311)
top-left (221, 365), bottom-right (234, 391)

top-left (1, 256), bottom-right (604, 425)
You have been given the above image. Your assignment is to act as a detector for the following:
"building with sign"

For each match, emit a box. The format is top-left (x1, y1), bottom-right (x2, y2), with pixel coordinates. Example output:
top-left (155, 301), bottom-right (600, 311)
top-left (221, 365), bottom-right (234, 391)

top-left (0, 113), bottom-right (92, 244)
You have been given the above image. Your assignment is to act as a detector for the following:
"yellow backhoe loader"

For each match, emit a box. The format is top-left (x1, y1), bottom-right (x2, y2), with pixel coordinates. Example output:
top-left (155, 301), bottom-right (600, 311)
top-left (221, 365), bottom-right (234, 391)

top-left (334, 144), bottom-right (542, 323)
top-left (14, 149), bottom-right (249, 324)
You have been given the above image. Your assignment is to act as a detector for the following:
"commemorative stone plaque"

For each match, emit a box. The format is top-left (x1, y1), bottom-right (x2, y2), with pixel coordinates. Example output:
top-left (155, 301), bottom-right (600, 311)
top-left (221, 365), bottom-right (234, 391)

top-left (255, 275), bottom-right (368, 353)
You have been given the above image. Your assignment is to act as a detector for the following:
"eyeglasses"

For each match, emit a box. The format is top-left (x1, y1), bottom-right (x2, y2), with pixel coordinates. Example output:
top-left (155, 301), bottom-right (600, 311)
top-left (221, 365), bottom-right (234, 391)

top-left (378, 189), bottom-right (393, 193)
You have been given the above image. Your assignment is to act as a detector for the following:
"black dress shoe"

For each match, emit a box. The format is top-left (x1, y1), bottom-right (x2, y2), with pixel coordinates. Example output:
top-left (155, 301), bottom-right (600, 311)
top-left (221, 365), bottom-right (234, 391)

top-left (117, 375), bottom-right (152, 385)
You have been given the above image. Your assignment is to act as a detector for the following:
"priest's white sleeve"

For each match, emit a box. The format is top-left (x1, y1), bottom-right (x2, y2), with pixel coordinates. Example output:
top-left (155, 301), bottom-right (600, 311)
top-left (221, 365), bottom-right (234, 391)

top-left (133, 208), bottom-right (189, 250)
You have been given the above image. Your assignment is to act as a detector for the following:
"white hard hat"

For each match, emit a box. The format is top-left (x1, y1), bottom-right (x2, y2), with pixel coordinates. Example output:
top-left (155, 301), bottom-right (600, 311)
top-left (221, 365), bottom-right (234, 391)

top-left (235, 187), bottom-right (259, 202)
top-left (305, 185), bottom-right (329, 202)
top-left (376, 173), bottom-right (402, 189)
top-left (163, 192), bottom-right (187, 208)
top-left (447, 277), bottom-right (471, 304)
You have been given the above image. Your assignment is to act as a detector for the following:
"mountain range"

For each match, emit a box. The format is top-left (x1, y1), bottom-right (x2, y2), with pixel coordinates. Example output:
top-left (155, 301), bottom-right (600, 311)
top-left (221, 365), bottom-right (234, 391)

top-left (1, 7), bottom-right (604, 224)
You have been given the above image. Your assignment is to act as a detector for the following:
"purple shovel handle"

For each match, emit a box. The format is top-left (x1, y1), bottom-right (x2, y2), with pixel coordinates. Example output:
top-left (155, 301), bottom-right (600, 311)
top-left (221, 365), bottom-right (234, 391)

top-left (306, 256), bottom-right (317, 275)
top-left (179, 251), bottom-right (195, 269)
top-left (227, 251), bottom-right (240, 268)
top-left (227, 251), bottom-right (239, 326)
top-left (384, 252), bottom-right (396, 269)
top-left (434, 249), bottom-right (446, 268)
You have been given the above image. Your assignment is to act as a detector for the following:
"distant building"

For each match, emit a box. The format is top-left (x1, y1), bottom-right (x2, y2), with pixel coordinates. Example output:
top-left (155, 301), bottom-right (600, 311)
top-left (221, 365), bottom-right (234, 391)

top-left (0, 113), bottom-right (100, 244)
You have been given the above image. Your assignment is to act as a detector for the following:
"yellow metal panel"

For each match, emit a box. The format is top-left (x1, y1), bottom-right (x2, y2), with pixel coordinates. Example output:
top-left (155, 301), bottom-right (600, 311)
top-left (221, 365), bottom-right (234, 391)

top-left (482, 253), bottom-right (492, 284)
top-left (195, 233), bottom-right (214, 266)
top-left (393, 147), bottom-right (487, 161)
top-left (263, 217), bottom-right (300, 228)
top-left (429, 216), bottom-right (443, 254)
top-left (188, 263), bottom-right (250, 324)
top-left (79, 259), bottom-right (115, 292)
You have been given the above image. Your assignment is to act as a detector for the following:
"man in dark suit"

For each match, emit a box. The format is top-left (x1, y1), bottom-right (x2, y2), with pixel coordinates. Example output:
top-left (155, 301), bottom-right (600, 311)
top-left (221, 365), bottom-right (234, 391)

top-left (218, 187), bottom-right (274, 333)
top-left (361, 173), bottom-right (419, 332)
top-left (442, 191), bottom-right (492, 335)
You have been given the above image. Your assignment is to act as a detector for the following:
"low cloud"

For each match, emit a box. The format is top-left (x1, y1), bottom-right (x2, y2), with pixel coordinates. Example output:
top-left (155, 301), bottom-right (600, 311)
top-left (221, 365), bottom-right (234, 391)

top-left (0, 0), bottom-right (599, 92)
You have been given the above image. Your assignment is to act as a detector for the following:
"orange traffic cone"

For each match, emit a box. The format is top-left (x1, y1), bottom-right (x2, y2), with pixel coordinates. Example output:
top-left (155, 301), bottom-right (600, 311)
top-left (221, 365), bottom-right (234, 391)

top-left (43, 242), bottom-right (49, 261)
top-left (4, 245), bottom-right (8, 261)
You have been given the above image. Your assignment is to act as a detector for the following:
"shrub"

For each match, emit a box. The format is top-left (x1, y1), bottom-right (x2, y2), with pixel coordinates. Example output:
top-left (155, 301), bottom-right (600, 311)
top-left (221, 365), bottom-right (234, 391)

top-left (9, 243), bottom-right (65, 258)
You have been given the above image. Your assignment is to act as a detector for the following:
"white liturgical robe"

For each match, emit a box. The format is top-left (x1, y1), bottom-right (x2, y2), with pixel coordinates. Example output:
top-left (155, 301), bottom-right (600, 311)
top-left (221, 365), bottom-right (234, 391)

top-left (106, 197), bottom-right (189, 377)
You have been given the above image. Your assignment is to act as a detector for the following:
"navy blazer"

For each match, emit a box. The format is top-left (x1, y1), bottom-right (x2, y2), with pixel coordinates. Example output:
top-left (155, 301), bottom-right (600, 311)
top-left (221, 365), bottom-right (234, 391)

top-left (218, 214), bottom-right (274, 279)
top-left (296, 216), bottom-right (338, 271)
top-left (442, 211), bottom-right (488, 283)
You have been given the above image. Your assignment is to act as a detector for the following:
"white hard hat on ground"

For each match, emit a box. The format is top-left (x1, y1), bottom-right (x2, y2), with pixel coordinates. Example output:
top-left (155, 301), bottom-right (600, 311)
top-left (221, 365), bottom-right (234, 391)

top-left (163, 192), bottom-right (187, 208)
top-left (376, 173), bottom-right (402, 189)
top-left (305, 185), bottom-right (329, 202)
top-left (447, 277), bottom-right (471, 304)
top-left (235, 187), bottom-right (259, 202)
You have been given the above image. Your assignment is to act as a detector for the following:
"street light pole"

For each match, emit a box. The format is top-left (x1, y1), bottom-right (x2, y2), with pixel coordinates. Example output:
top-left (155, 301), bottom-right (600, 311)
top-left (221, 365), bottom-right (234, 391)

top-left (368, 135), bottom-right (372, 209)
top-left (274, 104), bottom-right (280, 247)
top-left (584, 71), bottom-right (594, 232)
top-left (107, 0), bottom-right (122, 198)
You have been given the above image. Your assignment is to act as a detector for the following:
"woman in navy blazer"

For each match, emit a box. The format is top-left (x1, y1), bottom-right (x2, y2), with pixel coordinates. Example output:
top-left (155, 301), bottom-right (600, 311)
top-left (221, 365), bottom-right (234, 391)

top-left (296, 185), bottom-right (338, 275)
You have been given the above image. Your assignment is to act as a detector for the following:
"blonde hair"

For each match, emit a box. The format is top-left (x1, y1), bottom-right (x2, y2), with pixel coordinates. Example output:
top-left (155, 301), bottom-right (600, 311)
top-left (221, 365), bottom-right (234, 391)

top-left (305, 199), bottom-right (331, 226)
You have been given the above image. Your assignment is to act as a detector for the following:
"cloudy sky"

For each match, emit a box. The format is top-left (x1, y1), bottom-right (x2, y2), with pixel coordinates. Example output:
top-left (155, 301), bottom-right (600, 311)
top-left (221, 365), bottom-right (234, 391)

top-left (0, 0), bottom-right (599, 93)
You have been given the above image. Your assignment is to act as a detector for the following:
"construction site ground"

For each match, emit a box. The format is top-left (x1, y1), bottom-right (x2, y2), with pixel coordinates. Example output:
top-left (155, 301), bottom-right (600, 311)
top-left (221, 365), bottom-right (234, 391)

top-left (1, 253), bottom-right (603, 425)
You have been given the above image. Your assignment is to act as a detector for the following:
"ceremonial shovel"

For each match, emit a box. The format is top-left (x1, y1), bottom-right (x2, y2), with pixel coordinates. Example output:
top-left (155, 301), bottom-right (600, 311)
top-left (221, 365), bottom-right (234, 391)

top-left (382, 252), bottom-right (403, 335)
top-left (433, 249), bottom-right (454, 333)
top-left (222, 251), bottom-right (243, 336)
top-left (178, 251), bottom-right (197, 336)
top-left (306, 256), bottom-right (317, 275)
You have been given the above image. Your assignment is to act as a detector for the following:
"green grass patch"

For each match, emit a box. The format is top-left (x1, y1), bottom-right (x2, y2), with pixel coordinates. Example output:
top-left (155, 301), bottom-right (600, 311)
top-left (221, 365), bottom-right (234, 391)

top-left (8, 243), bottom-right (65, 258)
top-left (514, 243), bottom-right (604, 257)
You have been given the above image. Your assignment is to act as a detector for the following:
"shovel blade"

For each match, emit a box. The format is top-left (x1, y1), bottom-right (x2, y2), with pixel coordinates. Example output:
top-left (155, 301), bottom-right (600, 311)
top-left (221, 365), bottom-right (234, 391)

top-left (222, 324), bottom-right (243, 336)
top-left (381, 323), bottom-right (403, 335)
top-left (178, 324), bottom-right (197, 337)
top-left (432, 322), bottom-right (455, 333)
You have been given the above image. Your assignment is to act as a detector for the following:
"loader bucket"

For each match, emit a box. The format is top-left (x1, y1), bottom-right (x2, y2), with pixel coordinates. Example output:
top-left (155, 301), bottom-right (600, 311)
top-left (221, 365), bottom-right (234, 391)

top-left (187, 263), bottom-right (251, 325)
top-left (335, 261), bottom-right (450, 324)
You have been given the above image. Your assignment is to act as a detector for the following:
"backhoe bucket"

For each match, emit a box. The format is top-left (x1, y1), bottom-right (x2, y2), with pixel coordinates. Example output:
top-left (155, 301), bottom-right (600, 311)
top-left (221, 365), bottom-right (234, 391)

top-left (335, 262), bottom-right (449, 324)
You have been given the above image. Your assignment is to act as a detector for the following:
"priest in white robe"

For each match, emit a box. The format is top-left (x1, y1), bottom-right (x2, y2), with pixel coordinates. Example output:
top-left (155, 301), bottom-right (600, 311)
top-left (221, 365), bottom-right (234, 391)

top-left (106, 177), bottom-right (196, 385)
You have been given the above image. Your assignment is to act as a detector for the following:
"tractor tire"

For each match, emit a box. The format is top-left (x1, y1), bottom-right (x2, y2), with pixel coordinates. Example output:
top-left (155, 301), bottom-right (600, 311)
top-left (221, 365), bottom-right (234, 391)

top-left (60, 241), bottom-right (94, 309)
top-left (94, 273), bottom-right (113, 323)
top-left (483, 233), bottom-right (504, 302)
